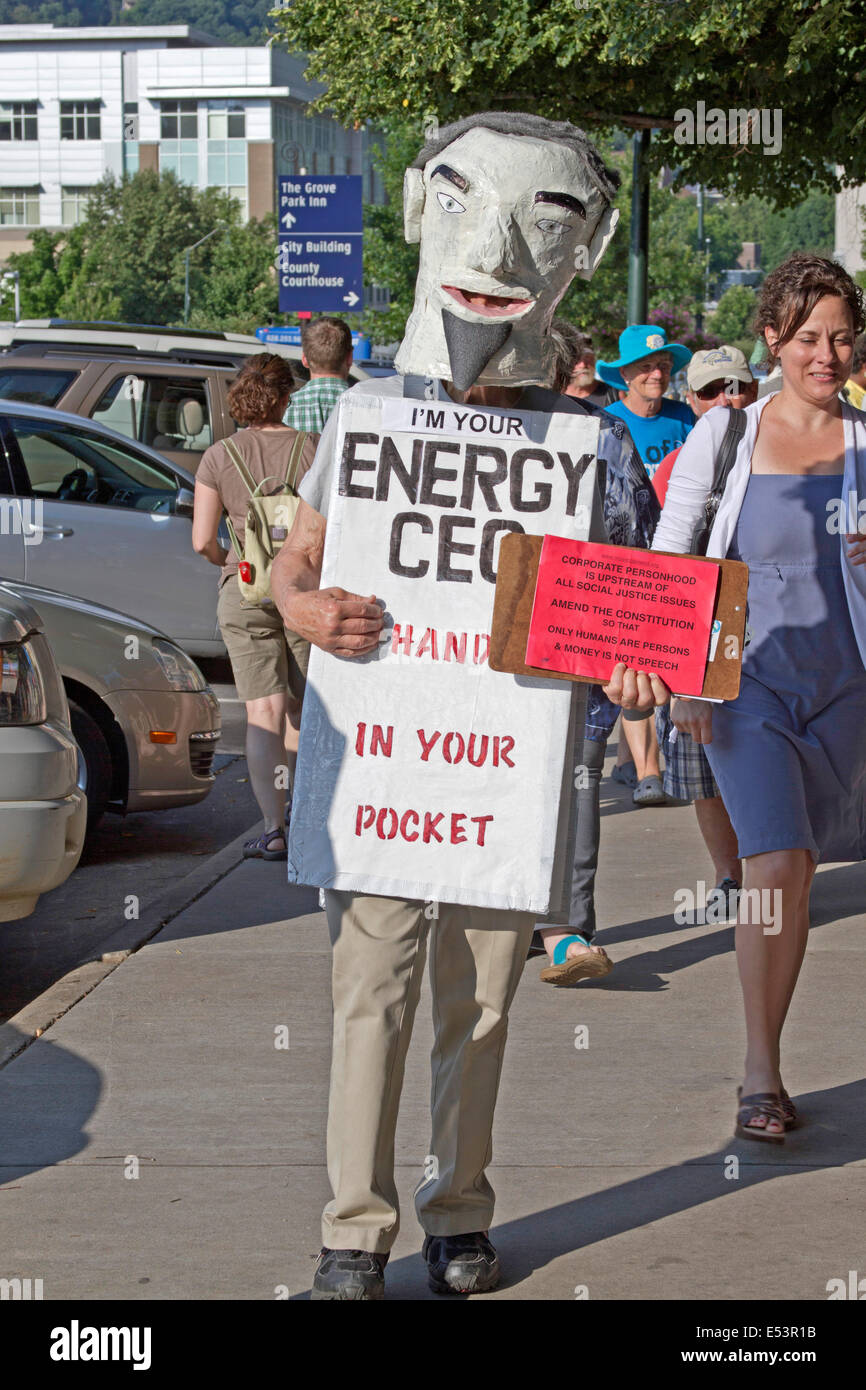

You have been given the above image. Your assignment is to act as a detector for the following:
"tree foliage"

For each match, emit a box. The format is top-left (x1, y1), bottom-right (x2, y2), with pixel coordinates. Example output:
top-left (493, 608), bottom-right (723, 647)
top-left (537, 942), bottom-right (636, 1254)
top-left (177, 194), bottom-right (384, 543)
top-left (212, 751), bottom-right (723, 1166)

top-left (274, 0), bottom-right (866, 205)
top-left (1, 170), bottom-right (279, 331)
top-left (710, 285), bottom-right (759, 342)
top-left (0, 0), bottom-right (272, 38)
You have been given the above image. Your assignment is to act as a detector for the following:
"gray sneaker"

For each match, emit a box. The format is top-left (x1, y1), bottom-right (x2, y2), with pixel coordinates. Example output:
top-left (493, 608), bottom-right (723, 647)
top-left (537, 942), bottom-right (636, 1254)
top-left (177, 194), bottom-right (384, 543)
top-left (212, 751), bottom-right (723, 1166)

top-left (633, 775), bottom-right (667, 807)
top-left (310, 1247), bottom-right (388, 1300)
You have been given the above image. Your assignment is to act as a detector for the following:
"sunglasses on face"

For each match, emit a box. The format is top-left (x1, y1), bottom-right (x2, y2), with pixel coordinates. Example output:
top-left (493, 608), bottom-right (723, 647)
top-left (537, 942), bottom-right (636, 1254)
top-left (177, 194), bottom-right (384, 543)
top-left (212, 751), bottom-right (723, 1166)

top-left (694, 379), bottom-right (735, 400)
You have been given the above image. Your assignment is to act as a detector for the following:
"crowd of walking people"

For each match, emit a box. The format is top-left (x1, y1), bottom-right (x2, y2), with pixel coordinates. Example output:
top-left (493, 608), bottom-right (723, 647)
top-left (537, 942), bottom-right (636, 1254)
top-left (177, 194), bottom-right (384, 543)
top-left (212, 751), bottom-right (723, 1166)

top-left (189, 170), bottom-right (866, 1293)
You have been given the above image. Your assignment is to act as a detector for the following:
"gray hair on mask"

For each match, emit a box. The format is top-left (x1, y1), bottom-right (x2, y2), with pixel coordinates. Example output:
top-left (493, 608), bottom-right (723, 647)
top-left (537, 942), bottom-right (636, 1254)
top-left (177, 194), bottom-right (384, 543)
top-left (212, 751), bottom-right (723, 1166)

top-left (411, 111), bottom-right (620, 207)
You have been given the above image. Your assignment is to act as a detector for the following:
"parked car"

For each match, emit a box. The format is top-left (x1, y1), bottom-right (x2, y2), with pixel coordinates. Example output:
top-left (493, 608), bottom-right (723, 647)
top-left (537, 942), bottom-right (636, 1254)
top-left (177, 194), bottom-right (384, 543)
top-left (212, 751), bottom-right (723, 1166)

top-left (0, 399), bottom-right (223, 656)
top-left (0, 586), bottom-right (86, 920)
top-left (0, 321), bottom-right (370, 472)
top-left (1, 581), bottom-right (221, 831)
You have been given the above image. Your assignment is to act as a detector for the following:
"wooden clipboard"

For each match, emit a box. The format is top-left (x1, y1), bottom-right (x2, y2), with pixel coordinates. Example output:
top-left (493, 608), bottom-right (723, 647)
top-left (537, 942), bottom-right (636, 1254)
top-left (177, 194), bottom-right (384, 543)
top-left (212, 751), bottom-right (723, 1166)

top-left (489, 533), bottom-right (748, 700)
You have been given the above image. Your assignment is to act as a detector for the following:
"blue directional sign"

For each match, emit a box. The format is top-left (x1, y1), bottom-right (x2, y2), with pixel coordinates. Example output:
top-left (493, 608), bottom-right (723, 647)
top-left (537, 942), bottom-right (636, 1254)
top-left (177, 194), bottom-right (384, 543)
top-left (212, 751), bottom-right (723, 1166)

top-left (277, 174), bottom-right (364, 314)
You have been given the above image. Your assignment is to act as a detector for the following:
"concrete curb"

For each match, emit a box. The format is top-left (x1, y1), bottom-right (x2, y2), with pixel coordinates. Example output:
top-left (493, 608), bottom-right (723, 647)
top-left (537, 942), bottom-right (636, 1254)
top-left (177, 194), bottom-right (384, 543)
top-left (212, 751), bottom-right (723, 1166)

top-left (0, 822), bottom-right (258, 1070)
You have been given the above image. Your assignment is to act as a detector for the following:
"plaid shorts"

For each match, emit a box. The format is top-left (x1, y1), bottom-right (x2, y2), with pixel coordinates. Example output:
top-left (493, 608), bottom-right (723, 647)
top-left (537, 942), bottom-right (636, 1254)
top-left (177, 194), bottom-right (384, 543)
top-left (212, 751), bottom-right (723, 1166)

top-left (655, 705), bottom-right (719, 802)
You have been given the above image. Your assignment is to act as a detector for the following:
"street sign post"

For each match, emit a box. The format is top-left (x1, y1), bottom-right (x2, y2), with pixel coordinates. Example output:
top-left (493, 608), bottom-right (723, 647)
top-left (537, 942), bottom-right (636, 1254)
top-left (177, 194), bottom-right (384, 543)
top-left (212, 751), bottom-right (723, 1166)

top-left (277, 174), bottom-right (364, 315)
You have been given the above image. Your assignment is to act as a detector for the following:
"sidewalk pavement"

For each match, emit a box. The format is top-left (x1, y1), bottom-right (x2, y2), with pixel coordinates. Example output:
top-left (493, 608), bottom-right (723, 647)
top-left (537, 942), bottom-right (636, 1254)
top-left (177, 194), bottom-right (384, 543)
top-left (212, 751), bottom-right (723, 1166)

top-left (1, 757), bottom-right (865, 1302)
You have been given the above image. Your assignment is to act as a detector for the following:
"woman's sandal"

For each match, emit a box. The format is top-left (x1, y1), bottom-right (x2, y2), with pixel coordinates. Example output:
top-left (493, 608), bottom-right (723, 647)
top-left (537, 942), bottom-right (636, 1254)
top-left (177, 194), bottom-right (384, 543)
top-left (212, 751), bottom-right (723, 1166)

top-left (779, 1089), bottom-right (799, 1130)
top-left (735, 1091), bottom-right (786, 1144)
top-left (737, 1084), bottom-right (800, 1131)
top-left (243, 828), bottom-right (288, 862)
top-left (539, 934), bottom-right (614, 986)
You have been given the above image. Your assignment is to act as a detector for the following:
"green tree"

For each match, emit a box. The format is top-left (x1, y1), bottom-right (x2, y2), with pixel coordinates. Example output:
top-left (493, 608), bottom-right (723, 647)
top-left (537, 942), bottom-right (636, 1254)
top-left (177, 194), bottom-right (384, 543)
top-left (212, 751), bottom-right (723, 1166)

top-left (2, 170), bottom-right (281, 329)
top-left (2, 228), bottom-right (84, 318)
top-left (187, 216), bottom-right (280, 332)
top-left (119, 0), bottom-right (274, 42)
top-left (56, 170), bottom-right (245, 323)
top-left (273, 0), bottom-right (866, 205)
top-left (710, 285), bottom-right (759, 342)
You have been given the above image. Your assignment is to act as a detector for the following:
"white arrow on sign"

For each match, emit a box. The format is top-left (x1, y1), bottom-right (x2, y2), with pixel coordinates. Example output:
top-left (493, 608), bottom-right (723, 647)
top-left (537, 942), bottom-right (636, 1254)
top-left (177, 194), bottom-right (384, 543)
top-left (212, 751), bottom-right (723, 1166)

top-left (343, 291), bottom-right (360, 307)
top-left (281, 210), bottom-right (297, 229)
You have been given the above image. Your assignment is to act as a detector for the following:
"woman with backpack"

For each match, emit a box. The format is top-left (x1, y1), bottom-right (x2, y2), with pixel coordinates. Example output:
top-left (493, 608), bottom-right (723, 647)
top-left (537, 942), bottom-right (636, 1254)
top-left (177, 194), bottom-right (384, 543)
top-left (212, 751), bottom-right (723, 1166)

top-left (193, 353), bottom-right (319, 860)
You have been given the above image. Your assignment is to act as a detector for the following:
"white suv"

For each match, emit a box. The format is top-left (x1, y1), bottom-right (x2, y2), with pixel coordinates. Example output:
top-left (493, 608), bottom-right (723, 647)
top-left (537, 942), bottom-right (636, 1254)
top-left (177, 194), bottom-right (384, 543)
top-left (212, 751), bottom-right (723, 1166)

top-left (0, 588), bottom-right (86, 921)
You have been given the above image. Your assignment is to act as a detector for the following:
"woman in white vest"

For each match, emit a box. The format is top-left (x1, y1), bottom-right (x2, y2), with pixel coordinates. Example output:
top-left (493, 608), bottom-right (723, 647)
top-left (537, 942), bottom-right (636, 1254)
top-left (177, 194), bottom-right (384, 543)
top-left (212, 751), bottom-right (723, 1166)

top-left (650, 252), bottom-right (866, 1143)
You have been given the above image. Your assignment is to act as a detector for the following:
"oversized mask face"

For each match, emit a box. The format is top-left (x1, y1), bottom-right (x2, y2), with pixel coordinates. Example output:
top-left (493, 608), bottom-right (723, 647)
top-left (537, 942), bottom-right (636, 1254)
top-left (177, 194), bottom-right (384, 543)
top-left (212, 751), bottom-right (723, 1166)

top-left (394, 127), bottom-right (619, 390)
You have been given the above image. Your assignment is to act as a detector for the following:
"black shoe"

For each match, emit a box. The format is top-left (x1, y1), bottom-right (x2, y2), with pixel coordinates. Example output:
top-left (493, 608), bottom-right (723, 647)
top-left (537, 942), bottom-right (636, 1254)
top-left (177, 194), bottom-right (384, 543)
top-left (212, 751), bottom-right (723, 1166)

top-left (422, 1231), bottom-right (500, 1295)
top-left (310, 1247), bottom-right (388, 1300)
top-left (705, 877), bottom-right (741, 923)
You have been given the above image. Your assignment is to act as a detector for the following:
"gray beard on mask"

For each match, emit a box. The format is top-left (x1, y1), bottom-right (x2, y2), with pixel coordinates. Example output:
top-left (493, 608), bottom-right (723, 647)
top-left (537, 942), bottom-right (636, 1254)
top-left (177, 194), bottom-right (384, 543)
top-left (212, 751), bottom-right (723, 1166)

top-left (441, 309), bottom-right (513, 392)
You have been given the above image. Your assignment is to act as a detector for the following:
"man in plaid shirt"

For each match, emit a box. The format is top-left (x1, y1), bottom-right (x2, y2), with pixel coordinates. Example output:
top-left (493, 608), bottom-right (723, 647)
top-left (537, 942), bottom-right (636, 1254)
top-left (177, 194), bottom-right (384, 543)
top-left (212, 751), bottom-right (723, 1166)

top-left (283, 316), bottom-right (353, 432)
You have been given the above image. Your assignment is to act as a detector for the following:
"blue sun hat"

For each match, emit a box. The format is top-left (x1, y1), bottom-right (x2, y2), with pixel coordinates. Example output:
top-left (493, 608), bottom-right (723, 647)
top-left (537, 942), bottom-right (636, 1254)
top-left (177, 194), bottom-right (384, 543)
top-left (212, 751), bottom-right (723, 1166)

top-left (596, 324), bottom-right (691, 388)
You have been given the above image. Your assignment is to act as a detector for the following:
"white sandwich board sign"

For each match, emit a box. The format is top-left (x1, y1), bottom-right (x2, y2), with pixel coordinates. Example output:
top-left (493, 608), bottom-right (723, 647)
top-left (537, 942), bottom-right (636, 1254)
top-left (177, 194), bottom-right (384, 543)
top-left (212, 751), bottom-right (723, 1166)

top-left (288, 392), bottom-right (599, 912)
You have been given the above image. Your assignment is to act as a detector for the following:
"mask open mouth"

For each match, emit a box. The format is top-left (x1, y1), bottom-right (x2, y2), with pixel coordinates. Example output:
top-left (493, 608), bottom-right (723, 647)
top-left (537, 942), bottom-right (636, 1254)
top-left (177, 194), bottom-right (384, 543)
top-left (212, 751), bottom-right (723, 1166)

top-left (441, 286), bottom-right (534, 319)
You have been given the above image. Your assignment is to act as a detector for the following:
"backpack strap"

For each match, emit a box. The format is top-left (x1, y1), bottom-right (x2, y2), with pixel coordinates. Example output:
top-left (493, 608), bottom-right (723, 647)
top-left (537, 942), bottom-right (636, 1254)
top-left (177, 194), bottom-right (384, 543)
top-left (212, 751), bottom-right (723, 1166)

top-left (283, 430), bottom-right (309, 491)
top-left (222, 435), bottom-right (258, 496)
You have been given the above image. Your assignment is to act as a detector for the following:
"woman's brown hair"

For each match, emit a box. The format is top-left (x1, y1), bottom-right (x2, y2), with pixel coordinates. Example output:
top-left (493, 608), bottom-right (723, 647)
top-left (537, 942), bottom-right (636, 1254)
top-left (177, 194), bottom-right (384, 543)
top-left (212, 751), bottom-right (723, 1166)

top-left (227, 353), bottom-right (297, 426)
top-left (754, 252), bottom-right (866, 366)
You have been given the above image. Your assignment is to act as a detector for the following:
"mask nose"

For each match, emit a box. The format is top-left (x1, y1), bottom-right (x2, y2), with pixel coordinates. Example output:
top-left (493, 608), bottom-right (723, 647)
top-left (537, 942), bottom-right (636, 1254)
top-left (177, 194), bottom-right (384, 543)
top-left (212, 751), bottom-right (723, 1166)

top-left (465, 211), bottom-right (518, 277)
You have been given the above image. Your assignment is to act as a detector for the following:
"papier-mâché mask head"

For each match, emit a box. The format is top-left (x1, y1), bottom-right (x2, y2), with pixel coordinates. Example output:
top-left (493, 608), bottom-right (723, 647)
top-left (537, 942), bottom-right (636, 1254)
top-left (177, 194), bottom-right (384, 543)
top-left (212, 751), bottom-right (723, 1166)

top-left (394, 113), bottom-right (620, 390)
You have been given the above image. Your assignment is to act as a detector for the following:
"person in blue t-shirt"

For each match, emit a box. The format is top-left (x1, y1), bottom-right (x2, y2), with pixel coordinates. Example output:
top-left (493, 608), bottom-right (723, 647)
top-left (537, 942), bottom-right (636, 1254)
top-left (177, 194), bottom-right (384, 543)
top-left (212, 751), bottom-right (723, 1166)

top-left (597, 324), bottom-right (696, 477)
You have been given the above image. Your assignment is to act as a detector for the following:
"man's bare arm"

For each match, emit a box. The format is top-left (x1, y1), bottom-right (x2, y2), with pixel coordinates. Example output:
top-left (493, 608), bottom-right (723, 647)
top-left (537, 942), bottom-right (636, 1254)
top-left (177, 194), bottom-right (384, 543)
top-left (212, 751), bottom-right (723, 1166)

top-left (271, 499), bottom-right (384, 658)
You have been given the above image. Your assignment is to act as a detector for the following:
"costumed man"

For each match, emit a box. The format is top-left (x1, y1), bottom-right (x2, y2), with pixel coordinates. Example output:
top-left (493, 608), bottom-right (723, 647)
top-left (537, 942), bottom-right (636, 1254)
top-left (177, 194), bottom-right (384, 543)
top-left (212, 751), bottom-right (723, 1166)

top-left (272, 112), bottom-right (655, 1301)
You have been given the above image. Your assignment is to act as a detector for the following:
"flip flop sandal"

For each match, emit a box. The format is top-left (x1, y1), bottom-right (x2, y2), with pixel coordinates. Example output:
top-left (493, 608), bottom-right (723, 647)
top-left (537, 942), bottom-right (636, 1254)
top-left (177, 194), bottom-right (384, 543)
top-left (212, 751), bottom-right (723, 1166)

top-left (735, 1091), bottom-right (785, 1144)
top-left (539, 934), bottom-right (614, 986)
top-left (243, 829), bottom-right (288, 861)
top-left (737, 1085), bottom-right (799, 1131)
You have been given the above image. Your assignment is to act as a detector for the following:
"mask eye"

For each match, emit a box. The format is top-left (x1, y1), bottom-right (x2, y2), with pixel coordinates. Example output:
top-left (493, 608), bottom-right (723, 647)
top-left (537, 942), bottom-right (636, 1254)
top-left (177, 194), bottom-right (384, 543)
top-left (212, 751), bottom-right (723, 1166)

top-left (536, 218), bottom-right (568, 234)
top-left (436, 190), bottom-right (465, 214)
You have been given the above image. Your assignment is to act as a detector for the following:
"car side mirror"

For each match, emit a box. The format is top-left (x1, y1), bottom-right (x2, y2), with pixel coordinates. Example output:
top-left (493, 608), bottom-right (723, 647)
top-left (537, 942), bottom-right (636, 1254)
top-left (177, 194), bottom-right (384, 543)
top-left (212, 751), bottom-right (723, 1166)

top-left (174, 486), bottom-right (194, 518)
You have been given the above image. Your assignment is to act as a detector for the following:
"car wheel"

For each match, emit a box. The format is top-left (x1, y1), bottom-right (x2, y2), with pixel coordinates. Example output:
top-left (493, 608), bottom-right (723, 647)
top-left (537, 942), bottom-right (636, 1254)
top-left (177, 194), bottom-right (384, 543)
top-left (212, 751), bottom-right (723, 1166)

top-left (69, 701), bottom-right (113, 831)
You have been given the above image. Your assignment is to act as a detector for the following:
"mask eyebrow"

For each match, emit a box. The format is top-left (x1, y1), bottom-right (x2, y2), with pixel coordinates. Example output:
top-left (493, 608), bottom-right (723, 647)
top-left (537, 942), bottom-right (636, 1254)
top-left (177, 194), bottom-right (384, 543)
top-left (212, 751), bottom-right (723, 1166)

top-left (535, 191), bottom-right (586, 219)
top-left (432, 163), bottom-right (469, 192)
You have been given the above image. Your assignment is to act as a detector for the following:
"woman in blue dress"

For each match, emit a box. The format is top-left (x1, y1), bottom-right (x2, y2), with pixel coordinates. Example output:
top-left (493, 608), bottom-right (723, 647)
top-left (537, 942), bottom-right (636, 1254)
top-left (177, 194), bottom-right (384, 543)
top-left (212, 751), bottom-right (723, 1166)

top-left (607, 253), bottom-right (866, 1143)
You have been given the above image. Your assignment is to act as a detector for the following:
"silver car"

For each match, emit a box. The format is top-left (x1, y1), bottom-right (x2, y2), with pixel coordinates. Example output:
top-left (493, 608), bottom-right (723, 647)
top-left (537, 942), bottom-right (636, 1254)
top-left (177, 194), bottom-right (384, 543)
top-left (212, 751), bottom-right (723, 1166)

top-left (1, 582), bottom-right (221, 831)
top-left (0, 399), bottom-right (223, 657)
top-left (0, 587), bottom-right (86, 920)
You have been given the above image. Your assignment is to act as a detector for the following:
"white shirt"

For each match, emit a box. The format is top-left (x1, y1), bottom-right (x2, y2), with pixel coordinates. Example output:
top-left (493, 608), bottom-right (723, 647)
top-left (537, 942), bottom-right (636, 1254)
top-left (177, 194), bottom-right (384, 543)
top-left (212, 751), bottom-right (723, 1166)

top-left (652, 396), bottom-right (866, 672)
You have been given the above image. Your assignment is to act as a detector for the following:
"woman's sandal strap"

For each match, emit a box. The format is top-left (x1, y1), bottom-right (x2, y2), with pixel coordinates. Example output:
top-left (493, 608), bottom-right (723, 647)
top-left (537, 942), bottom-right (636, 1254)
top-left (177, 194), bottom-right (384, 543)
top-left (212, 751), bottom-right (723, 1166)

top-left (552, 934), bottom-right (591, 966)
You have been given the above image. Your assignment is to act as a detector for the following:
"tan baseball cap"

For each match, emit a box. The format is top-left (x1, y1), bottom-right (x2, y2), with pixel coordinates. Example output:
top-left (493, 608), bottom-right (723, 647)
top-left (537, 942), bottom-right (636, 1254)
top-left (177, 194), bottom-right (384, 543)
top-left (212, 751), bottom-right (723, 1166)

top-left (687, 345), bottom-right (754, 392)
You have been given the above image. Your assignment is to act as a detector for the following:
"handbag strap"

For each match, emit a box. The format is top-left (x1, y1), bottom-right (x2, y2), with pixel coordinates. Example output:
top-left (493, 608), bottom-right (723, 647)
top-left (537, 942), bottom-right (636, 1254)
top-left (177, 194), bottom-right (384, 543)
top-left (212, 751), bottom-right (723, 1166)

top-left (710, 407), bottom-right (747, 499)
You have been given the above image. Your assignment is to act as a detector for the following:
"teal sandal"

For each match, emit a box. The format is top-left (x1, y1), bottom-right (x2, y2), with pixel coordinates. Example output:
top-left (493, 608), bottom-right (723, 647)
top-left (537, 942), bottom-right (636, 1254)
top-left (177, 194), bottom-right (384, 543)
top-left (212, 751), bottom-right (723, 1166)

top-left (539, 934), bottom-right (614, 986)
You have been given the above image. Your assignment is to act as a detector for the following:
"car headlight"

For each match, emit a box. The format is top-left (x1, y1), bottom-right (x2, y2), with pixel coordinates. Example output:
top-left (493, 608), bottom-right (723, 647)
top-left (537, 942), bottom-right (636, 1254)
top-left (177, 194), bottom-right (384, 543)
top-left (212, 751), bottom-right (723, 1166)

top-left (150, 639), bottom-right (208, 693)
top-left (0, 641), bottom-right (47, 724)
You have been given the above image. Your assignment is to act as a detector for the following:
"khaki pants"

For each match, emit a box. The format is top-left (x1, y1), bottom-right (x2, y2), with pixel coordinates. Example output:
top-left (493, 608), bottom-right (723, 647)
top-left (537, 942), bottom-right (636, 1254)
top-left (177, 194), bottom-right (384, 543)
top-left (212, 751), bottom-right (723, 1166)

top-left (322, 891), bottom-right (535, 1252)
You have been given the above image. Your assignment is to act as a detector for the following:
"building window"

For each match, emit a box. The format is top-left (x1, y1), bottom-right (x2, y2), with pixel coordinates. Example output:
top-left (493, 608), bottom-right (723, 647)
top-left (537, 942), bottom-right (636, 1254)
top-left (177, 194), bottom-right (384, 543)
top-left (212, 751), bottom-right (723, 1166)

top-left (60, 100), bottom-right (101, 141)
top-left (0, 186), bottom-right (40, 225)
top-left (160, 141), bottom-right (199, 185)
top-left (0, 102), bottom-right (37, 141)
top-left (61, 186), bottom-right (92, 226)
top-left (207, 102), bottom-right (245, 139)
top-left (207, 139), bottom-right (247, 220)
top-left (160, 100), bottom-right (197, 140)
